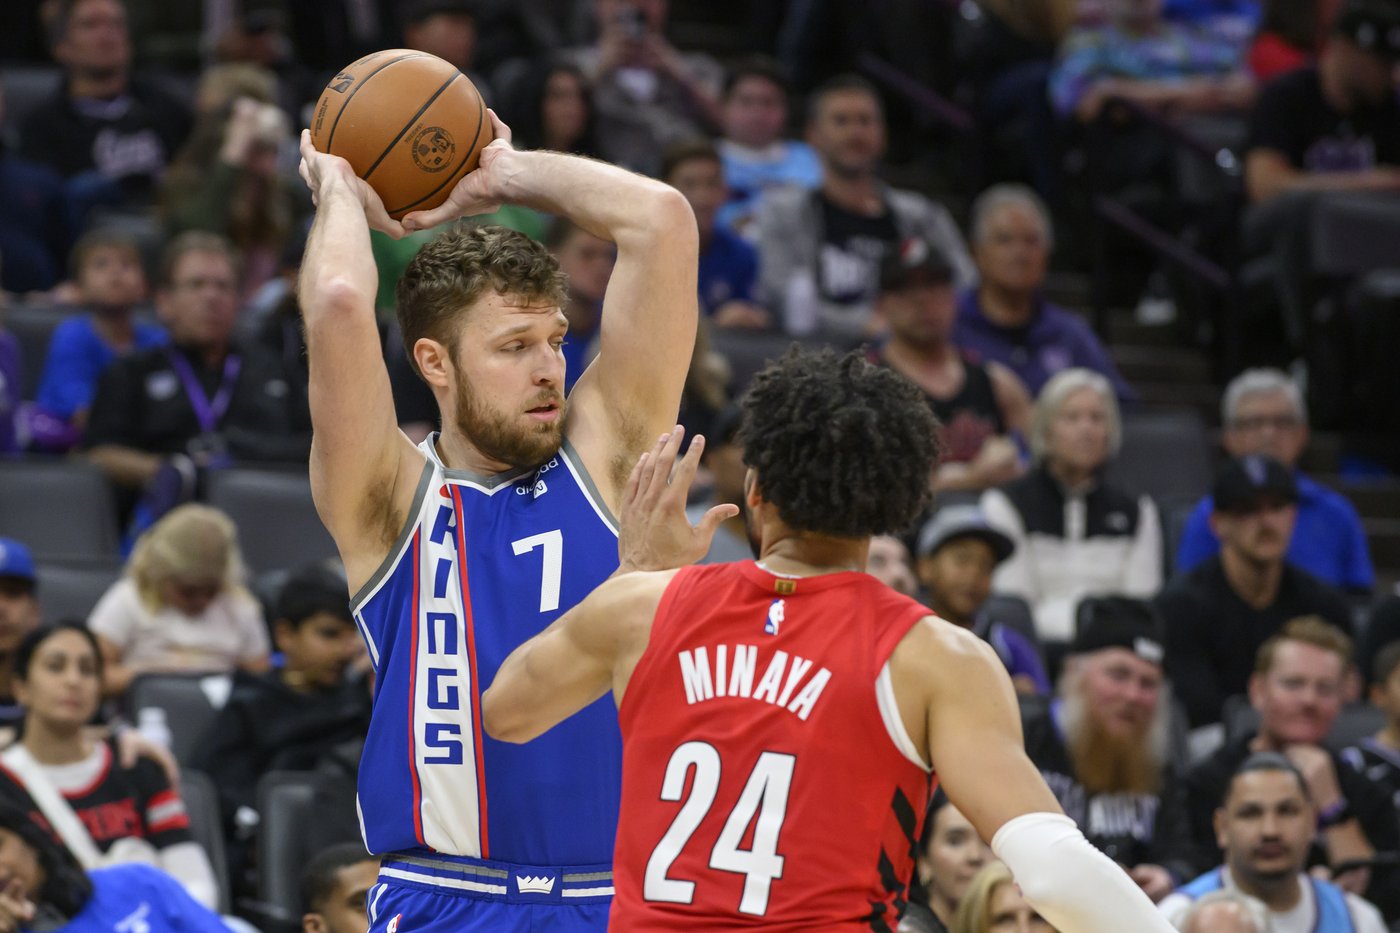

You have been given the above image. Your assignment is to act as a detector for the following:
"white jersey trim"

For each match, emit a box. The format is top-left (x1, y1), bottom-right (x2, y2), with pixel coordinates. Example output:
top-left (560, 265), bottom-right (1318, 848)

top-left (876, 662), bottom-right (930, 772)
top-left (378, 866), bottom-right (508, 896)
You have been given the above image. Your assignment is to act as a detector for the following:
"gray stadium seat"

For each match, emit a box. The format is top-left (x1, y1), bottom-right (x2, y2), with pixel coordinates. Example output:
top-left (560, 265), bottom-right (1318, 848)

top-left (204, 468), bottom-right (338, 575)
top-left (181, 769), bottom-right (231, 914)
top-left (126, 673), bottom-right (233, 766)
top-left (1222, 693), bottom-right (1383, 748)
top-left (254, 770), bottom-right (362, 928)
top-left (34, 560), bottom-right (122, 623)
top-left (1104, 408), bottom-right (1215, 503)
top-left (0, 459), bottom-right (121, 562)
top-left (708, 330), bottom-right (802, 397)
top-left (3, 304), bottom-right (80, 400)
top-left (0, 67), bottom-right (62, 147)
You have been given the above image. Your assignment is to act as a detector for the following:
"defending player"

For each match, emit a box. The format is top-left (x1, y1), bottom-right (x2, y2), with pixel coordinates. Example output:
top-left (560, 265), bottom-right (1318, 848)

top-left (296, 112), bottom-right (728, 932)
top-left (483, 348), bottom-right (1178, 932)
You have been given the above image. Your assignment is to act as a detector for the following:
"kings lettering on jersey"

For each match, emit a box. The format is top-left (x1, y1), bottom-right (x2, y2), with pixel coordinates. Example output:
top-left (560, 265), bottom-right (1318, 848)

top-left (677, 645), bottom-right (833, 721)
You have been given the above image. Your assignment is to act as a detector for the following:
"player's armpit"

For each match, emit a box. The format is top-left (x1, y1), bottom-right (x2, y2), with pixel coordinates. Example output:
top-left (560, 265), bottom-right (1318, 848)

top-left (482, 570), bottom-right (672, 743)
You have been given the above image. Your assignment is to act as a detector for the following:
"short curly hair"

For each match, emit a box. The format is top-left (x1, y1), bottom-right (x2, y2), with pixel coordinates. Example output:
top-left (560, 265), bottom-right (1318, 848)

top-left (397, 223), bottom-right (569, 374)
top-left (739, 348), bottom-right (940, 538)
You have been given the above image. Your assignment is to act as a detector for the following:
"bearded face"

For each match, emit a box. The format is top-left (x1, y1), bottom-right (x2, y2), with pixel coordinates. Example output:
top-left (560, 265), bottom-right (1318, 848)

top-left (1059, 650), bottom-right (1170, 796)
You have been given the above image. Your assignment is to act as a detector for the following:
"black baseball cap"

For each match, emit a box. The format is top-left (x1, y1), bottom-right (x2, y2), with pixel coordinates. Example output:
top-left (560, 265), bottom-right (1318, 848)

top-left (1333, 0), bottom-right (1400, 60)
top-left (1212, 455), bottom-right (1299, 515)
top-left (1071, 597), bottom-right (1164, 665)
top-left (878, 237), bottom-right (954, 292)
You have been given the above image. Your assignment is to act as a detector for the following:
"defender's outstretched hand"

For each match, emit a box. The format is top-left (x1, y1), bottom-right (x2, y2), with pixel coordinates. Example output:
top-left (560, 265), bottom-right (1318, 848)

top-left (297, 130), bottom-right (405, 238)
top-left (401, 109), bottom-right (515, 231)
top-left (619, 426), bottom-right (739, 573)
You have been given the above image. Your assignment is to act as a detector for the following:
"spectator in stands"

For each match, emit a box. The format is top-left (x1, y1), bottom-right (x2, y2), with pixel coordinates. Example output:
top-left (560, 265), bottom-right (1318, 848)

top-left (541, 219), bottom-right (615, 394)
top-left (87, 503), bottom-right (270, 697)
top-left (952, 861), bottom-right (1060, 933)
top-left (18, 0), bottom-right (192, 213)
top-left (0, 79), bottom-right (75, 295)
top-left (160, 94), bottom-right (305, 301)
top-left (301, 843), bottom-right (380, 933)
top-left (915, 505), bottom-right (1050, 695)
top-left (0, 623), bottom-right (219, 907)
top-left (0, 539), bottom-right (42, 726)
top-left (1182, 620), bottom-right (1399, 916)
top-left (1159, 456), bottom-right (1353, 728)
top-left (1176, 369), bottom-right (1373, 592)
top-left (756, 74), bottom-right (975, 341)
top-left (954, 185), bottom-right (1134, 401)
top-left (1166, 752), bottom-right (1388, 932)
top-left (1175, 889), bottom-right (1273, 933)
top-left (0, 328), bottom-right (19, 454)
top-left (402, 0), bottom-right (491, 101)
top-left (871, 238), bottom-right (1030, 493)
top-left (981, 368), bottom-right (1160, 642)
top-left (1241, 0), bottom-right (1400, 347)
top-left (191, 564), bottom-right (368, 896)
top-left (565, 0), bottom-right (725, 175)
top-left (662, 141), bottom-right (768, 330)
top-left (83, 231), bottom-right (313, 496)
top-left (506, 60), bottom-right (600, 157)
top-left (900, 790), bottom-right (992, 933)
top-left (30, 228), bottom-right (162, 452)
top-left (1022, 602), bottom-right (1195, 901)
top-left (0, 799), bottom-right (228, 932)
top-left (867, 535), bottom-right (919, 598)
top-left (1340, 641), bottom-right (1400, 812)
top-left (715, 57), bottom-right (822, 237)
top-left (1049, 0), bottom-right (1255, 123)
top-left (684, 406), bottom-right (754, 565)
top-left (1248, 0), bottom-right (1326, 80)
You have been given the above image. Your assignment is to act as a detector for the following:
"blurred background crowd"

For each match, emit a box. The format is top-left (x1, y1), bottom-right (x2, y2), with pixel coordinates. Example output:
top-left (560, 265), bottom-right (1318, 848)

top-left (1, 0), bottom-right (1400, 930)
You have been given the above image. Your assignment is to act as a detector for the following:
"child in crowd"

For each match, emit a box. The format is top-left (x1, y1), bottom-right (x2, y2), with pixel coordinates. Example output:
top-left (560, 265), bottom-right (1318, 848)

top-left (31, 229), bottom-right (165, 451)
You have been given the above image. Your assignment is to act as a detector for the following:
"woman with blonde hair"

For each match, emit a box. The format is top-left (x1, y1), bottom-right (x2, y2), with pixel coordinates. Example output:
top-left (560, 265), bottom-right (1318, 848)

top-left (88, 504), bottom-right (269, 697)
top-left (953, 861), bottom-right (1060, 933)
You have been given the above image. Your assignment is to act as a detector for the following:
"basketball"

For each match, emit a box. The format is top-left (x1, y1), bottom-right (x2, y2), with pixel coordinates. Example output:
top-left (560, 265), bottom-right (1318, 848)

top-left (309, 49), bottom-right (492, 220)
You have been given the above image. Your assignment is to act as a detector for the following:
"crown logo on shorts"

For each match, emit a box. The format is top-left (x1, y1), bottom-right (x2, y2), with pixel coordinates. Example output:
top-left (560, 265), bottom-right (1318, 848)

top-left (516, 875), bottom-right (556, 895)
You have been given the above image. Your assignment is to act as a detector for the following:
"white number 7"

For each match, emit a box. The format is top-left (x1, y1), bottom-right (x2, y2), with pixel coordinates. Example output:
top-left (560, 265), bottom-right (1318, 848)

top-left (511, 530), bottom-right (563, 612)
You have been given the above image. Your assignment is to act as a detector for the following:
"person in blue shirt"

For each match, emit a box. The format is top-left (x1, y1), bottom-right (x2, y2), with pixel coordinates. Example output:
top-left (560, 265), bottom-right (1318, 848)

top-left (31, 229), bottom-right (165, 452)
top-left (0, 798), bottom-right (229, 932)
top-left (954, 185), bottom-right (1134, 402)
top-left (1175, 368), bottom-right (1373, 592)
top-left (661, 140), bottom-right (769, 330)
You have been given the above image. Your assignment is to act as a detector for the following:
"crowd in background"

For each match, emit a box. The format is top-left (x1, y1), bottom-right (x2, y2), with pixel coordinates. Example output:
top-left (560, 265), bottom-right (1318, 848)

top-left (1, 0), bottom-right (1400, 930)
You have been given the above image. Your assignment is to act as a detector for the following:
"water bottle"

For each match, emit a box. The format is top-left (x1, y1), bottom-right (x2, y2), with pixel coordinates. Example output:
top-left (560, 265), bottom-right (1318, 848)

top-left (136, 707), bottom-right (173, 750)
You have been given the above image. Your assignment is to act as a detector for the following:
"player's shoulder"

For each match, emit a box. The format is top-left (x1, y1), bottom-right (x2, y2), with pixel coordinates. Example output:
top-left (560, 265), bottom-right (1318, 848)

top-left (892, 615), bottom-right (1004, 680)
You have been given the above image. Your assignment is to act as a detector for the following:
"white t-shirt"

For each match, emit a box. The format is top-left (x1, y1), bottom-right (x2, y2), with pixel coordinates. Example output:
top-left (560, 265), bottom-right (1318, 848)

top-left (1159, 870), bottom-right (1387, 933)
top-left (88, 577), bottom-right (268, 673)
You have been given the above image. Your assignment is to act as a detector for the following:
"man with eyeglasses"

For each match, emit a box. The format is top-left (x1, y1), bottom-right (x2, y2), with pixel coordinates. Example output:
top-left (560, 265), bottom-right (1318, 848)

top-left (1175, 368), bottom-right (1373, 593)
top-left (1157, 456), bottom-right (1353, 730)
top-left (84, 231), bottom-right (310, 518)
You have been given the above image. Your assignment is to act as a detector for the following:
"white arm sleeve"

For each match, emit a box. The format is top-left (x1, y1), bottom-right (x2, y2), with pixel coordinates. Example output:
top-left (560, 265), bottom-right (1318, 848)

top-left (158, 840), bottom-right (220, 910)
top-left (991, 812), bottom-right (1177, 933)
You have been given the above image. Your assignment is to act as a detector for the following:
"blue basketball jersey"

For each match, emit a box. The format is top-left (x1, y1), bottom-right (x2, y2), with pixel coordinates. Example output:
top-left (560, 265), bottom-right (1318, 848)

top-left (352, 436), bottom-right (622, 865)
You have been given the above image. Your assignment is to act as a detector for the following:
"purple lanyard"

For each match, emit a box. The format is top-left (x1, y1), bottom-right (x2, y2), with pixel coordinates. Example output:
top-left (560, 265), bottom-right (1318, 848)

top-left (165, 348), bottom-right (242, 434)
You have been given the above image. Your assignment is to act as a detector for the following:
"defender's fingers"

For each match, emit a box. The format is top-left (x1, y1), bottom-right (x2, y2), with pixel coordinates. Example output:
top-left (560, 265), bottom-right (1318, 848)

top-left (622, 451), bottom-right (648, 510)
top-left (666, 433), bottom-right (706, 492)
top-left (636, 432), bottom-right (671, 501)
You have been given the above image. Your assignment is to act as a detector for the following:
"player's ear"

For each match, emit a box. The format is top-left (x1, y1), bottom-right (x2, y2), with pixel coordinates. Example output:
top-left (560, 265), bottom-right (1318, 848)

top-left (302, 913), bottom-right (327, 933)
top-left (414, 337), bottom-right (452, 390)
top-left (743, 469), bottom-right (761, 510)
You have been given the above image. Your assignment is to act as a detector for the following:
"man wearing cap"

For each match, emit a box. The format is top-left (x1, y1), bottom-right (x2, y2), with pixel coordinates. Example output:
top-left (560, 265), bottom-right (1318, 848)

top-left (1156, 455), bottom-right (1352, 730)
top-left (915, 504), bottom-right (1049, 694)
top-left (1165, 752), bottom-right (1388, 933)
top-left (869, 239), bottom-right (1031, 494)
top-left (1020, 597), bottom-right (1196, 901)
top-left (0, 538), bottom-right (41, 727)
top-left (1182, 620), bottom-right (1400, 920)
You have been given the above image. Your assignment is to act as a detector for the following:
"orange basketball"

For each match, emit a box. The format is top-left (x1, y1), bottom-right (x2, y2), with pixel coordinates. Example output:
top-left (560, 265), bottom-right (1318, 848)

top-left (310, 49), bottom-right (492, 220)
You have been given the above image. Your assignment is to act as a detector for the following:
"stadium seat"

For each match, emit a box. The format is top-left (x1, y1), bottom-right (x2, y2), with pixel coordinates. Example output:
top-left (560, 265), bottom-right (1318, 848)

top-left (0, 67), bottom-right (63, 146)
top-left (978, 593), bottom-right (1042, 664)
top-left (181, 769), bottom-right (231, 914)
top-left (34, 560), bottom-right (122, 623)
top-left (1222, 693), bottom-right (1383, 748)
top-left (0, 459), bottom-right (121, 562)
top-left (126, 673), bottom-right (233, 766)
top-left (708, 329), bottom-right (803, 397)
top-left (1104, 408), bottom-right (1214, 503)
top-left (253, 770), bottom-right (361, 928)
top-left (203, 468), bottom-right (338, 575)
top-left (3, 303), bottom-right (80, 400)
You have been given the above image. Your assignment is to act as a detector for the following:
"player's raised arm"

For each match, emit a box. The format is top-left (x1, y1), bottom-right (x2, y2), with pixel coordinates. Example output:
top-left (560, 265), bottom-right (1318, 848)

top-left (297, 132), bottom-right (421, 584)
top-left (402, 112), bottom-right (699, 498)
top-left (896, 620), bottom-right (1177, 933)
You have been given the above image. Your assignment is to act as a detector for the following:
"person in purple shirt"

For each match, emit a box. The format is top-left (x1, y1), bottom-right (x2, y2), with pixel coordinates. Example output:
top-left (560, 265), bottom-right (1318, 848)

top-left (0, 329), bottom-right (21, 454)
top-left (1176, 368), bottom-right (1373, 592)
top-left (954, 185), bottom-right (1134, 402)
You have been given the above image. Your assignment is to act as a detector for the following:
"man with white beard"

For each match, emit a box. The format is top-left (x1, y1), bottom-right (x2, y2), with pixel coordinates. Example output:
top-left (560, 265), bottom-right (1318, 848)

top-left (1020, 597), bottom-right (1196, 902)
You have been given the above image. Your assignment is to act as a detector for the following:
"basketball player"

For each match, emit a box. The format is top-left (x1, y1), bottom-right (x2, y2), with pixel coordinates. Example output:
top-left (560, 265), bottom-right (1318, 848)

top-left (483, 348), bottom-right (1178, 932)
top-left (296, 111), bottom-right (731, 933)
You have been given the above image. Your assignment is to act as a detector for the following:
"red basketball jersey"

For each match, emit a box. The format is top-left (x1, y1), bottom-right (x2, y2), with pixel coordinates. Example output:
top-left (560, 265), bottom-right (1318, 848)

top-left (610, 561), bottom-right (935, 931)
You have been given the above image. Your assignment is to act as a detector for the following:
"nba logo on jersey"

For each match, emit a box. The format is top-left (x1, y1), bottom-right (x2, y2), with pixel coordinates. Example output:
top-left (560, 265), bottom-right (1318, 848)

top-left (764, 599), bottom-right (784, 636)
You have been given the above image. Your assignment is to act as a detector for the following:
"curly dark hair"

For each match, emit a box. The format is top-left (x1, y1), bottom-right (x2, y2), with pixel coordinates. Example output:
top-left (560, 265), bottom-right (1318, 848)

top-left (396, 223), bottom-right (568, 374)
top-left (739, 348), bottom-right (940, 538)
